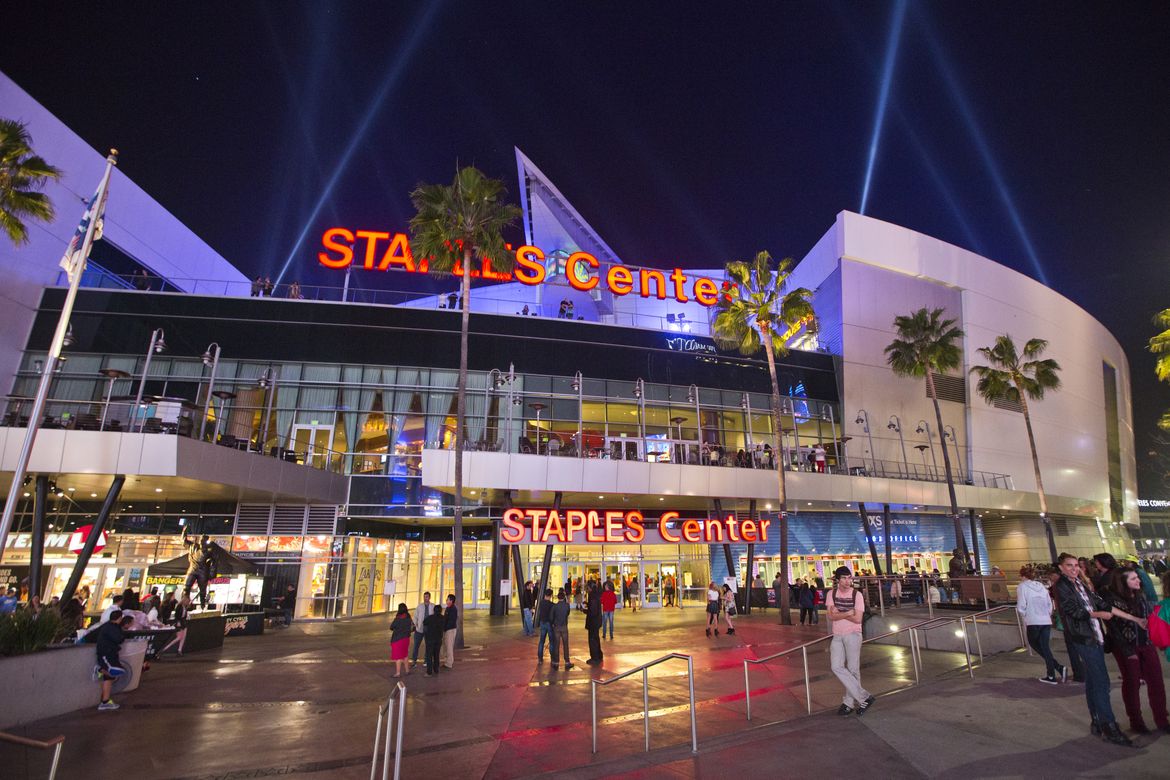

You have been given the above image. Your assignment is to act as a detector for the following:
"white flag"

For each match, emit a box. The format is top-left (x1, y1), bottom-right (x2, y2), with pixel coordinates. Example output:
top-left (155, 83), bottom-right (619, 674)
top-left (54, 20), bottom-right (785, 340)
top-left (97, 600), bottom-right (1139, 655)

top-left (58, 182), bottom-right (110, 283)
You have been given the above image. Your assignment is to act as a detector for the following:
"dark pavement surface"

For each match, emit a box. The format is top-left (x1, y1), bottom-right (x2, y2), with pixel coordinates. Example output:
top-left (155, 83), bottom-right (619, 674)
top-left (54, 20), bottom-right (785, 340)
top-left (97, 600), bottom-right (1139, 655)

top-left (3, 605), bottom-right (1168, 779)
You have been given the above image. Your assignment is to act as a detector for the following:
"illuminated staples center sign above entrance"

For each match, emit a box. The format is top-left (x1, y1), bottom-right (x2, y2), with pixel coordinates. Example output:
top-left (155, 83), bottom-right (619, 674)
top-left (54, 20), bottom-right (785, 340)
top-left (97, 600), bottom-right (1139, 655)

top-left (317, 229), bottom-right (733, 307)
top-left (499, 508), bottom-right (771, 545)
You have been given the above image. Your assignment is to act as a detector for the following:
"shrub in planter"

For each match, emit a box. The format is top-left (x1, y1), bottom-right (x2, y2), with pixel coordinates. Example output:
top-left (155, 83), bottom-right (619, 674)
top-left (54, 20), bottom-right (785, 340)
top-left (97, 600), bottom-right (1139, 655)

top-left (0, 607), bottom-right (67, 656)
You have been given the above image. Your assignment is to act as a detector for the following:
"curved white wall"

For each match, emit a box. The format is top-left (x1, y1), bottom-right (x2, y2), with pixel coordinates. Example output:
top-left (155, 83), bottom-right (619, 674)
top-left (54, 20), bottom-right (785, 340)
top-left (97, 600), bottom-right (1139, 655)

top-left (791, 211), bottom-right (1136, 523)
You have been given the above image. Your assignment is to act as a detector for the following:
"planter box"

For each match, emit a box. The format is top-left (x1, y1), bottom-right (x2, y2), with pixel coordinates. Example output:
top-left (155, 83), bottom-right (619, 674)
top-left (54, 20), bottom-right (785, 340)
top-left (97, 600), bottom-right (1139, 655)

top-left (0, 640), bottom-right (147, 729)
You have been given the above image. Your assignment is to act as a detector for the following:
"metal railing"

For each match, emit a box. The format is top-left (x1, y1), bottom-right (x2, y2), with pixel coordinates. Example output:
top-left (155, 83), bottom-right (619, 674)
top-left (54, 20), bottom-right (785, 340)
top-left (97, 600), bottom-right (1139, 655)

top-left (908, 604), bottom-right (1027, 679)
top-left (0, 731), bottom-right (65, 780)
top-left (854, 575), bottom-right (1014, 618)
top-left (591, 652), bottom-right (697, 754)
top-left (743, 618), bottom-right (931, 721)
top-left (369, 681), bottom-right (406, 780)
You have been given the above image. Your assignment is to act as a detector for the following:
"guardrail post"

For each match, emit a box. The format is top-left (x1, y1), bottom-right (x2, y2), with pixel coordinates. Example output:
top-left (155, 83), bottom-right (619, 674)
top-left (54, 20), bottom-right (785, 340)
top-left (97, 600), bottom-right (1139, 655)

top-left (744, 660), bottom-right (752, 721)
top-left (687, 655), bottom-right (698, 753)
top-left (643, 668), bottom-right (650, 751)
top-left (980, 577), bottom-right (988, 611)
top-left (49, 741), bottom-right (63, 780)
top-left (960, 618), bottom-right (974, 678)
top-left (877, 579), bottom-right (885, 617)
top-left (910, 629), bottom-right (920, 683)
top-left (392, 684), bottom-right (406, 780)
top-left (370, 703), bottom-right (386, 780)
top-left (972, 616), bottom-right (984, 662)
top-left (591, 680), bottom-right (598, 754)
top-left (802, 645), bottom-right (812, 714)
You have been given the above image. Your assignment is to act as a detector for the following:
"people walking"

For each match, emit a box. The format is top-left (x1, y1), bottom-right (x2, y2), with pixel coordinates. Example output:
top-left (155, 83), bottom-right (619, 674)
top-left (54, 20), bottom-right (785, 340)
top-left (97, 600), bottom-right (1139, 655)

top-left (826, 567), bottom-right (874, 716)
top-left (440, 594), bottom-right (458, 669)
top-left (772, 571), bottom-right (784, 614)
top-left (423, 604), bottom-right (444, 676)
top-left (280, 584), bottom-right (296, 626)
top-left (409, 592), bottom-right (432, 668)
top-left (798, 580), bottom-right (814, 625)
top-left (390, 603), bottom-right (412, 678)
top-left (721, 584), bottom-right (737, 635)
top-left (536, 588), bottom-right (554, 662)
top-left (520, 580), bottom-right (536, 637)
top-left (1053, 552), bottom-right (1130, 745)
top-left (1016, 565), bottom-right (1067, 684)
top-left (585, 581), bottom-right (604, 665)
top-left (600, 580), bottom-right (617, 640)
top-left (1103, 567), bottom-right (1169, 734)
top-left (550, 588), bottom-right (574, 671)
top-left (705, 582), bottom-right (720, 637)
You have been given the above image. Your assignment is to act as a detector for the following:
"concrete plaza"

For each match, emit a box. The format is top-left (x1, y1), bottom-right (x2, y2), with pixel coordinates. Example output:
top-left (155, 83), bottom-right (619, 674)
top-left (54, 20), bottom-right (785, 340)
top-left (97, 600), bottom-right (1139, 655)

top-left (3, 605), bottom-right (1168, 779)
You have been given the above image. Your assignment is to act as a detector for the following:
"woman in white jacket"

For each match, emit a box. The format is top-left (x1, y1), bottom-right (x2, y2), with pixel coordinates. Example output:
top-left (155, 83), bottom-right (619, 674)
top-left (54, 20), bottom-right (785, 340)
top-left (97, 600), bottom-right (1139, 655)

top-left (1016, 565), bottom-right (1067, 684)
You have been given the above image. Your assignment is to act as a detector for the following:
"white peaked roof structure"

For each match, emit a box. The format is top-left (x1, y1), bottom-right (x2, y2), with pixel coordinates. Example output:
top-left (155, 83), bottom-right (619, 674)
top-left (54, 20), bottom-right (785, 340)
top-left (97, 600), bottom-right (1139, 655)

top-left (514, 147), bottom-right (625, 270)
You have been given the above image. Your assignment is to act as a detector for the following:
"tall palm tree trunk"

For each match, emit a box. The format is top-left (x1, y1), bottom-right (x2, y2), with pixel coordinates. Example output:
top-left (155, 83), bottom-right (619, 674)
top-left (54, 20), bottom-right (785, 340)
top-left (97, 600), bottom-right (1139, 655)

top-left (452, 250), bottom-right (472, 648)
top-left (761, 331), bottom-right (792, 625)
top-left (1017, 390), bottom-right (1057, 562)
top-left (924, 371), bottom-right (969, 566)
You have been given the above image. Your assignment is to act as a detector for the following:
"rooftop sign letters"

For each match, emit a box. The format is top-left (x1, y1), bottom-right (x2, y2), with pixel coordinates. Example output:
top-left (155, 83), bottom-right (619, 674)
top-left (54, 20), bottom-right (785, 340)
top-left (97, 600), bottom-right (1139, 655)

top-left (500, 508), bottom-right (770, 545)
top-left (318, 229), bottom-right (732, 307)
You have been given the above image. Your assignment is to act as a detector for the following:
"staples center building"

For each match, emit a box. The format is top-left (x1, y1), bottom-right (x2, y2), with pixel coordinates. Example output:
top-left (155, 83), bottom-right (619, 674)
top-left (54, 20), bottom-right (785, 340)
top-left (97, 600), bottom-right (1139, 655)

top-left (0, 73), bottom-right (1137, 619)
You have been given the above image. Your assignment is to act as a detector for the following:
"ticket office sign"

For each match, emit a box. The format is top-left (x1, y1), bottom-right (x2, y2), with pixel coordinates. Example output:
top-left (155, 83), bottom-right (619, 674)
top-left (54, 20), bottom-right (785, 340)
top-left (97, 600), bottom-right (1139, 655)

top-left (499, 509), bottom-right (770, 545)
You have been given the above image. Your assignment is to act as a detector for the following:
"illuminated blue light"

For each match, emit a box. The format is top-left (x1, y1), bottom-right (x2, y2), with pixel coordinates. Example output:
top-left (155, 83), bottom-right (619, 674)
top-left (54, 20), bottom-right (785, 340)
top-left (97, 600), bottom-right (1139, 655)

top-left (859, 0), bottom-right (909, 215)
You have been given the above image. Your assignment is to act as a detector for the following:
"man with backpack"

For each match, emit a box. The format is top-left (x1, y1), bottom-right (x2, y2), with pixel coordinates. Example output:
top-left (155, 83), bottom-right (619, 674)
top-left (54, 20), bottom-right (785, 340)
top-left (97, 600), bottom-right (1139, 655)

top-left (826, 566), bottom-right (874, 716)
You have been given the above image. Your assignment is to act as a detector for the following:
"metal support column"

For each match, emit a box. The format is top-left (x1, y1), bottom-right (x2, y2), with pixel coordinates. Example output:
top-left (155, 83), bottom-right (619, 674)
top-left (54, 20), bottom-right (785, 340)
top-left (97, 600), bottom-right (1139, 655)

top-left (535, 492), bottom-right (562, 604)
top-left (29, 475), bottom-right (49, 600)
top-left (60, 475), bottom-right (124, 605)
top-left (858, 501), bottom-right (882, 575)
top-left (883, 503), bottom-right (893, 575)
top-left (743, 499), bottom-right (756, 614)
top-left (713, 499), bottom-right (735, 582)
top-left (968, 508), bottom-right (981, 574)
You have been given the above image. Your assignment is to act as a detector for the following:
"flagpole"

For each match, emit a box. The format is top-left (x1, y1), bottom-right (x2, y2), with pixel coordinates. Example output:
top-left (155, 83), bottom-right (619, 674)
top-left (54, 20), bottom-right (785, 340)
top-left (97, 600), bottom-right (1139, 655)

top-left (0, 149), bottom-right (118, 561)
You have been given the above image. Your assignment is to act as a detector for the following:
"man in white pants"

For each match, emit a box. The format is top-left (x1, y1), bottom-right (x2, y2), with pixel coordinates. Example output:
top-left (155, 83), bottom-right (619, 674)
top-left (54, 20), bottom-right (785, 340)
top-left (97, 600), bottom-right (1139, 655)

top-left (826, 566), bottom-right (874, 716)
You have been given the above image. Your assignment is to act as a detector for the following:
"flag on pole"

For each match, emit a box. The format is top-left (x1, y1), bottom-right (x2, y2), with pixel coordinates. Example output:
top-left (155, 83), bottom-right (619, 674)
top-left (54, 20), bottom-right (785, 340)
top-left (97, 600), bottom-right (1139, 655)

top-left (58, 182), bottom-right (110, 283)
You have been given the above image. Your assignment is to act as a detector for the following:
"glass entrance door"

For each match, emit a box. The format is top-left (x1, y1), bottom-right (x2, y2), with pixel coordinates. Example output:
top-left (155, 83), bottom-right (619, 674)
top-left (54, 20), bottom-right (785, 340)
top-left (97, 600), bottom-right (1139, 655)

top-left (292, 424), bottom-right (333, 468)
top-left (441, 563), bottom-right (493, 609)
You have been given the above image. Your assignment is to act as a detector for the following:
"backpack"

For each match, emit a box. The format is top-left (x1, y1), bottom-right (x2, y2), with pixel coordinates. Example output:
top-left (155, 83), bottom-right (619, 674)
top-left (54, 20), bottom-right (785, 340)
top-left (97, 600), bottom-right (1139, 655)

top-left (1151, 602), bottom-right (1170, 650)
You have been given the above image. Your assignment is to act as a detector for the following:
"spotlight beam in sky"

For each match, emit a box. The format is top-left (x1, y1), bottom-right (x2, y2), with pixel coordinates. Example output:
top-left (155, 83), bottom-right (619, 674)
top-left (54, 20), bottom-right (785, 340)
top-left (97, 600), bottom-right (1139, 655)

top-left (859, 0), bottom-right (908, 216)
top-left (915, 9), bottom-right (1049, 285)
top-left (274, 2), bottom-right (444, 286)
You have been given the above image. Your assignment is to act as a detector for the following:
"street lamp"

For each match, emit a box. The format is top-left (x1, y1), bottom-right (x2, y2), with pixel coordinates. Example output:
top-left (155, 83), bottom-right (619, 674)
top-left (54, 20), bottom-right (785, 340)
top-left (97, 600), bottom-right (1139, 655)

top-left (855, 410), bottom-right (877, 474)
top-left (634, 378), bottom-right (645, 457)
top-left (823, 402), bottom-right (844, 473)
top-left (132, 328), bottom-right (167, 432)
top-left (199, 343), bottom-right (222, 441)
top-left (528, 402), bottom-right (547, 455)
top-left (943, 425), bottom-right (965, 481)
top-left (571, 371), bottom-right (583, 457)
top-left (887, 415), bottom-right (910, 476)
top-left (258, 366), bottom-right (280, 453)
top-left (485, 369), bottom-right (502, 450)
top-left (741, 392), bottom-right (754, 451)
top-left (913, 443), bottom-right (931, 478)
top-left (915, 420), bottom-right (938, 478)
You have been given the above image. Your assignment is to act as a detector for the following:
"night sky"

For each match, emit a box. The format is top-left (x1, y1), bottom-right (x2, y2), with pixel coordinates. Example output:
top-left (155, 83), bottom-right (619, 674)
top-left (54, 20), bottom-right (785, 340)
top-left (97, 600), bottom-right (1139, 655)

top-left (3, 3), bottom-right (1169, 493)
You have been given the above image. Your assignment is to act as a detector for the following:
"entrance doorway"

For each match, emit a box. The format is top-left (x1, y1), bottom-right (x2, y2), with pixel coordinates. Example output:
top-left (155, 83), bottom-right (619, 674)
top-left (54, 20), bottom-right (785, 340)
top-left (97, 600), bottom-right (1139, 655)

top-left (291, 423), bottom-right (334, 468)
top-left (441, 562), bottom-right (492, 609)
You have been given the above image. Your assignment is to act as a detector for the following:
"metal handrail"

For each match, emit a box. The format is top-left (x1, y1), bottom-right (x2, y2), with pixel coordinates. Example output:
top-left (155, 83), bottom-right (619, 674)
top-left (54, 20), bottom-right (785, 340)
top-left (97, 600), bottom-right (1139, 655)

top-left (370, 681), bottom-right (406, 780)
top-left (910, 604), bottom-right (1026, 678)
top-left (591, 652), bottom-right (697, 754)
top-left (744, 617), bottom-right (935, 720)
top-left (0, 731), bottom-right (65, 780)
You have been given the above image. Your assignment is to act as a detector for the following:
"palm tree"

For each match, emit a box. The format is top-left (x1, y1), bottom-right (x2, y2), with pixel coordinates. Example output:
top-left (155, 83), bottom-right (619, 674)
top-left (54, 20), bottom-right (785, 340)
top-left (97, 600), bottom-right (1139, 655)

top-left (884, 308), bottom-right (969, 566)
top-left (409, 166), bottom-right (520, 647)
top-left (1150, 309), bottom-right (1170, 430)
top-left (970, 335), bottom-right (1061, 561)
top-left (712, 251), bottom-right (815, 626)
top-left (0, 118), bottom-right (61, 245)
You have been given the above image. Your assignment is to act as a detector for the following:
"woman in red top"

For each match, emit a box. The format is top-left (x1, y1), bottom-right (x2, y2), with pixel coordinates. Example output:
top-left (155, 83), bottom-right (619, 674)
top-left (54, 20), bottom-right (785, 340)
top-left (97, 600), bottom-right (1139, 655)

top-left (600, 581), bottom-right (617, 640)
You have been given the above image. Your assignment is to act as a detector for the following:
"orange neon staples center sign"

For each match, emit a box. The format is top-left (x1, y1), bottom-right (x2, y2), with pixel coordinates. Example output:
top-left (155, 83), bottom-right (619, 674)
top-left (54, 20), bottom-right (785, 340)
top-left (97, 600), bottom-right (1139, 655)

top-left (317, 228), bottom-right (733, 307)
top-left (499, 508), bottom-right (771, 545)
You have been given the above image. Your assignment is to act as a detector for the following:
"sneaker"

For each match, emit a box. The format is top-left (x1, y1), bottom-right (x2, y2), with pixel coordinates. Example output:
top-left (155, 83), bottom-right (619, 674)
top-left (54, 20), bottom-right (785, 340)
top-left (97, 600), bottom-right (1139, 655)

top-left (97, 700), bottom-right (119, 711)
top-left (1038, 676), bottom-right (1059, 685)
top-left (856, 695), bottom-right (876, 716)
top-left (564, 663), bottom-right (574, 670)
top-left (836, 704), bottom-right (854, 716)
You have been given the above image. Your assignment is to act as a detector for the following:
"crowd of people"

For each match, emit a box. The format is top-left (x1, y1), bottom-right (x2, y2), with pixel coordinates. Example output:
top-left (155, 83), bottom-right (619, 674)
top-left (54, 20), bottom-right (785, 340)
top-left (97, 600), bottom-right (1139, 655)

top-left (249, 276), bottom-right (304, 299)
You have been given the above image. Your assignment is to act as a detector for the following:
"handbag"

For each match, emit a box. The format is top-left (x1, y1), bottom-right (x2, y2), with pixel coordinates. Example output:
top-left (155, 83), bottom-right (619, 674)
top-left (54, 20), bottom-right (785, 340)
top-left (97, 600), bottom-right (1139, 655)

top-left (1150, 603), bottom-right (1170, 650)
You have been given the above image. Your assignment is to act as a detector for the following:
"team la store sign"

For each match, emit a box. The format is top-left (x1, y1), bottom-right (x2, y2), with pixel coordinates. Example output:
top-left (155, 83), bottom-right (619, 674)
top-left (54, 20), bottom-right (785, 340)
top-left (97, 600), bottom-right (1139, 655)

top-left (317, 228), bottom-right (733, 306)
top-left (499, 509), bottom-right (770, 545)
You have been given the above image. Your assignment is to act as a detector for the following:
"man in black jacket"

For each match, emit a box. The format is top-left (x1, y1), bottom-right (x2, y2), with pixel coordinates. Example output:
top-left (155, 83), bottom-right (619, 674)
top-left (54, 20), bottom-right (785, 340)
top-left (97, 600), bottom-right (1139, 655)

top-left (1054, 552), bottom-right (1130, 746)
top-left (94, 612), bottom-right (133, 711)
top-left (585, 580), bottom-right (603, 666)
top-left (440, 594), bottom-right (458, 669)
top-left (550, 588), bottom-right (574, 671)
top-left (520, 580), bottom-right (536, 636)
top-left (536, 588), bottom-right (554, 663)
